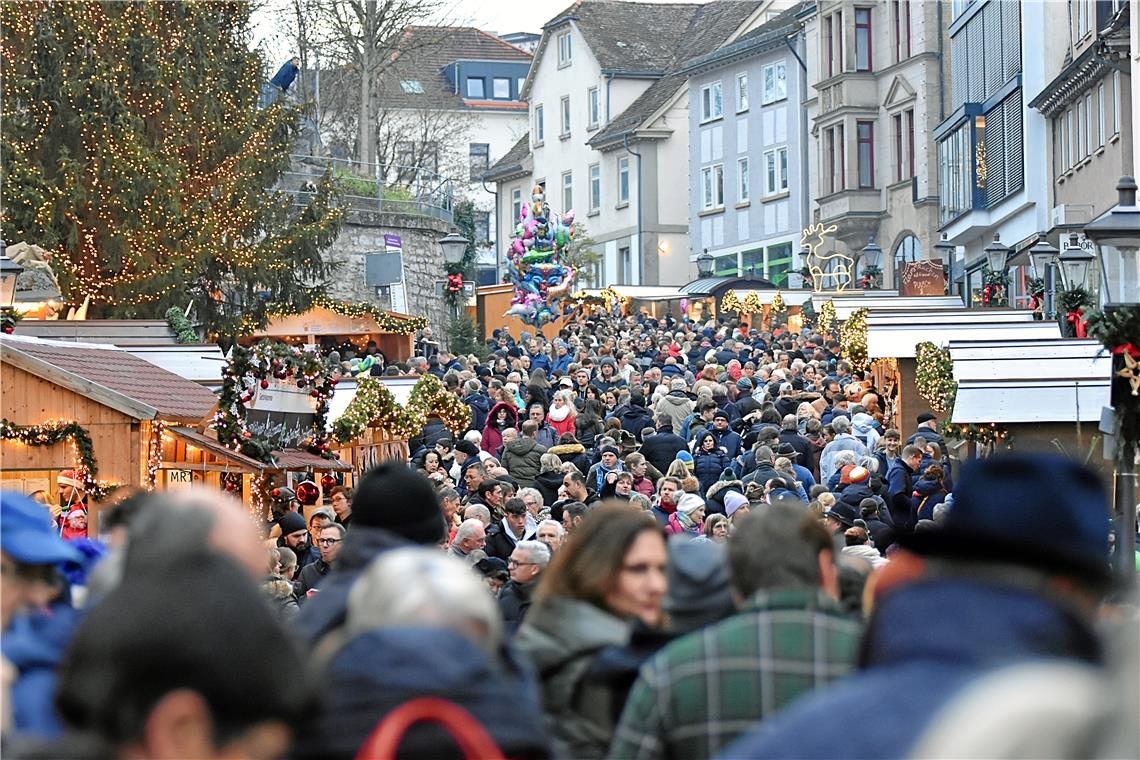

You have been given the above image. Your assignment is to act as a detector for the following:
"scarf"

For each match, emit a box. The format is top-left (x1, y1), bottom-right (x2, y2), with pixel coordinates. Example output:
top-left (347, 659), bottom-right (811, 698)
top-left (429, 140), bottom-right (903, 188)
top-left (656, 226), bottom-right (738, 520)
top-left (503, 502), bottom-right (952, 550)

top-left (549, 404), bottom-right (571, 422)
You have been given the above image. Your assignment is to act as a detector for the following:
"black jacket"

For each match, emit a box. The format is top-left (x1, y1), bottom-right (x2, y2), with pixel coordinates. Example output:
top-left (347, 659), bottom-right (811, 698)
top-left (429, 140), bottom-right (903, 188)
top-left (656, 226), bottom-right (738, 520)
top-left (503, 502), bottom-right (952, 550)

top-left (485, 521), bottom-right (535, 561)
top-left (640, 429), bottom-right (689, 474)
top-left (499, 579), bottom-right (537, 635)
top-left (617, 405), bottom-right (655, 440)
top-left (778, 430), bottom-right (816, 473)
top-left (298, 557), bottom-right (331, 597)
top-left (533, 470), bottom-right (565, 509)
top-left (463, 393), bottom-right (491, 433)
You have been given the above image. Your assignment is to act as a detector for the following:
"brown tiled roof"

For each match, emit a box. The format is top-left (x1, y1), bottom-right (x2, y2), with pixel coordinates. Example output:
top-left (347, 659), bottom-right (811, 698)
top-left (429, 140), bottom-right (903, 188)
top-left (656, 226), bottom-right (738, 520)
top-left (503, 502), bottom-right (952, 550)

top-left (2, 336), bottom-right (218, 421)
top-left (485, 133), bottom-right (532, 180)
top-left (376, 26), bottom-right (533, 111)
top-left (543, 1), bottom-right (701, 73)
top-left (588, 1), bottom-right (763, 147)
top-left (270, 449), bottom-right (353, 472)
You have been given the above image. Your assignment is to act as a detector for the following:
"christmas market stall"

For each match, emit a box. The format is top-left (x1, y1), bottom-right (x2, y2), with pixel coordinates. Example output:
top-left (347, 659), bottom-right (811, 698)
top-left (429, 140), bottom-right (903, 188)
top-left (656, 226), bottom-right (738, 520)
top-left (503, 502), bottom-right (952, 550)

top-left (0, 334), bottom-right (219, 532)
top-left (811, 292), bottom-right (965, 321)
top-left (328, 372), bottom-right (471, 475)
top-left (943, 338), bottom-right (1111, 466)
top-left (243, 297), bottom-right (427, 364)
top-left (863, 310), bottom-right (1060, 443)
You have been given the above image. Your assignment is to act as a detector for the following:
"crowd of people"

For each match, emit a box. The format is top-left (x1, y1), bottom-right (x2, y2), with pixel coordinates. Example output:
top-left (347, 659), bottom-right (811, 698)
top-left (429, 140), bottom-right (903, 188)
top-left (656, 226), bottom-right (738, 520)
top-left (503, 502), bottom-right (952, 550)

top-left (1, 309), bottom-right (1137, 759)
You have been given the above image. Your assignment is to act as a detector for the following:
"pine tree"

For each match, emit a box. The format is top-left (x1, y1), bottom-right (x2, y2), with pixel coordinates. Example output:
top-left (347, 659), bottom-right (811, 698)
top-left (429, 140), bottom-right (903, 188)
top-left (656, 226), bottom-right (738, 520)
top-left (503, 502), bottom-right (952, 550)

top-left (0, 2), bottom-right (343, 336)
top-left (720, 290), bottom-right (742, 314)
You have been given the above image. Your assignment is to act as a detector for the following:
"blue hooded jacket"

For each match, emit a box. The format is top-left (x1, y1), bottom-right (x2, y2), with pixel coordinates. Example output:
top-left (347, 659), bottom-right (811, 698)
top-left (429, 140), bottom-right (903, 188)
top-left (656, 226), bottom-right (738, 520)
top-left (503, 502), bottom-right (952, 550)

top-left (2, 604), bottom-right (85, 738)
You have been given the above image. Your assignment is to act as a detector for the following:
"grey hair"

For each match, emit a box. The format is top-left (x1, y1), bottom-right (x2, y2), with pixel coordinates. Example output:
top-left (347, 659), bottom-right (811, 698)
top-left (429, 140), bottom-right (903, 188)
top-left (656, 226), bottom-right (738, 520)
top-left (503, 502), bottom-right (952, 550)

top-left (347, 547), bottom-right (503, 655)
top-left (461, 507), bottom-right (490, 527)
top-left (629, 493), bottom-right (652, 511)
top-left (858, 455), bottom-right (880, 473)
top-left (514, 540), bottom-right (552, 568)
top-left (537, 519), bottom-right (564, 538)
top-left (539, 452), bottom-right (563, 473)
top-left (516, 487), bottom-right (544, 508)
top-left (832, 416), bottom-right (851, 434)
top-left (833, 450), bottom-right (859, 468)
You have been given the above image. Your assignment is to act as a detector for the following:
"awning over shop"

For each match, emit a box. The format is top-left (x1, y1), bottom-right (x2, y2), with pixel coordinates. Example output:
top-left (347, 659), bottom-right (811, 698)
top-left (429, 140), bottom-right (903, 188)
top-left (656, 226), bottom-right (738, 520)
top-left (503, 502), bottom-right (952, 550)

top-left (168, 427), bottom-right (353, 472)
top-left (812, 294), bottom-right (964, 320)
top-left (867, 320), bottom-right (1061, 359)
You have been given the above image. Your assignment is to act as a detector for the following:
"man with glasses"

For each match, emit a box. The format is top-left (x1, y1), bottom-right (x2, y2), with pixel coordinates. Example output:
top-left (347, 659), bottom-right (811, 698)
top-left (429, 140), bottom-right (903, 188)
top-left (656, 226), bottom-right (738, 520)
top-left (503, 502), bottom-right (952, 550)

top-left (499, 540), bottom-right (551, 634)
top-left (298, 522), bottom-right (345, 598)
top-left (528, 404), bottom-right (558, 449)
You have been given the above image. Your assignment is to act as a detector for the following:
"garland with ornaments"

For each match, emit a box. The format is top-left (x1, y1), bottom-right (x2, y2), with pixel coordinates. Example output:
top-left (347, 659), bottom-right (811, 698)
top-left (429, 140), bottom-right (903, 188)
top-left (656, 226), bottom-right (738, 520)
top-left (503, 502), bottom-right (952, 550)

top-left (771, 291), bottom-right (786, 315)
top-left (912, 341), bottom-right (1014, 447)
top-left (1086, 305), bottom-right (1140, 463)
top-left (0, 418), bottom-right (121, 499)
top-left (818, 299), bottom-right (837, 333)
top-left (838, 307), bottom-right (869, 371)
top-left (1, 307), bottom-right (22, 334)
top-left (213, 340), bottom-right (338, 463)
top-left (980, 266), bottom-right (1008, 307)
top-left (333, 373), bottom-right (471, 444)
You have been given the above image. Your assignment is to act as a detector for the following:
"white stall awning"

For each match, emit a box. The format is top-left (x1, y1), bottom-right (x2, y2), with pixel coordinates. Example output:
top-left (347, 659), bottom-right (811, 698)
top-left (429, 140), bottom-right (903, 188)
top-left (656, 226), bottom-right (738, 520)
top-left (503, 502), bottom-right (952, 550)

top-left (814, 295), bottom-right (965, 320)
top-left (124, 344), bottom-right (227, 385)
top-left (868, 321), bottom-right (1061, 359)
top-left (952, 379), bottom-right (1110, 423)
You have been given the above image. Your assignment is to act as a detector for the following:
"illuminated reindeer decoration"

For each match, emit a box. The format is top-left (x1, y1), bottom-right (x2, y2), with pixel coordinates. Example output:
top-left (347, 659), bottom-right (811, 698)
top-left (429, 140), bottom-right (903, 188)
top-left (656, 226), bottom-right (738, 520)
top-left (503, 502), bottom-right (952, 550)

top-left (800, 222), bottom-right (853, 292)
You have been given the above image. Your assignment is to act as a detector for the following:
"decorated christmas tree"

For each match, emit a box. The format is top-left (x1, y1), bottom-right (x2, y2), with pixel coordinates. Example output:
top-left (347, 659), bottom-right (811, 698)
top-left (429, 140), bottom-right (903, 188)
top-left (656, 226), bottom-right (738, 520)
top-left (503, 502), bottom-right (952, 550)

top-left (0, 1), bottom-right (343, 337)
top-left (720, 290), bottom-right (742, 314)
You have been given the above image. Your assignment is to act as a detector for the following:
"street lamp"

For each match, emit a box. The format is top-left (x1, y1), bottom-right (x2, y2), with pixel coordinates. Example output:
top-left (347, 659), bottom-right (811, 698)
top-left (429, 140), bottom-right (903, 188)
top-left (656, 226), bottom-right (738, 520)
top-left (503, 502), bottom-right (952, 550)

top-left (860, 235), bottom-right (883, 289)
top-left (696, 248), bottom-right (715, 278)
top-left (935, 232), bottom-right (956, 297)
top-left (437, 230), bottom-right (469, 267)
top-left (1028, 232), bottom-right (1059, 320)
top-left (1084, 175), bottom-right (1140, 304)
top-left (0, 240), bottom-right (24, 308)
top-left (983, 232), bottom-right (1010, 273)
top-left (1058, 232), bottom-right (1094, 291)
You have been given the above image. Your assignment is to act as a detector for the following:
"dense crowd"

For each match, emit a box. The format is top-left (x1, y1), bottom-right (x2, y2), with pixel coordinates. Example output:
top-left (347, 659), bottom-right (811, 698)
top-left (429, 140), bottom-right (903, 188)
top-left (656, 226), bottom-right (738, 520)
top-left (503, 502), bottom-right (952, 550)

top-left (1, 310), bottom-right (1137, 759)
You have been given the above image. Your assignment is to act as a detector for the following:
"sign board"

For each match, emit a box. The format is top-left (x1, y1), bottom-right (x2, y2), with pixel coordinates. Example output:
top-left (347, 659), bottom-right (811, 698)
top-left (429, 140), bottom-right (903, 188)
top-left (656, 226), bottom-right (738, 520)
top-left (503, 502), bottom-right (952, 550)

top-left (433, 280), bottom-right (477, 298)
top-left (385, 235), bottom-right (408, 313)
top-left (900, 260), bottom-right (946, 296)
top-left (165, 469), bottom-right (202, 489)
top-left (245, 379), bottom-right (319, 450)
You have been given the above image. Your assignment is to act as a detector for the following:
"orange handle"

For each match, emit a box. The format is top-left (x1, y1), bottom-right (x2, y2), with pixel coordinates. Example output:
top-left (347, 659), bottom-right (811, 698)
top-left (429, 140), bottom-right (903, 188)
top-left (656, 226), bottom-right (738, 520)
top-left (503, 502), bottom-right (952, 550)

top-left (353, 697), bottom-right (507, 760)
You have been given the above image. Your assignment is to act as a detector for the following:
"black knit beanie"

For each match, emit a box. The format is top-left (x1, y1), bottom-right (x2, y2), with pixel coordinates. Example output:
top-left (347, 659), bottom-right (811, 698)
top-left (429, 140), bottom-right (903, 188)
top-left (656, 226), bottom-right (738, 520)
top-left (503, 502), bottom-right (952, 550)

top-left (352, 463), bottom-right (446, 544)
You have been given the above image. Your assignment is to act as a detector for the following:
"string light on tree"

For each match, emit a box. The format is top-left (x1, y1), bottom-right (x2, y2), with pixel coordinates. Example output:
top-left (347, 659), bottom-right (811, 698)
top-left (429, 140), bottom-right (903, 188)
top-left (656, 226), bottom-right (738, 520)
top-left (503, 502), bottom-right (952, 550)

top-left (839, 308), bottom-right (869, 371)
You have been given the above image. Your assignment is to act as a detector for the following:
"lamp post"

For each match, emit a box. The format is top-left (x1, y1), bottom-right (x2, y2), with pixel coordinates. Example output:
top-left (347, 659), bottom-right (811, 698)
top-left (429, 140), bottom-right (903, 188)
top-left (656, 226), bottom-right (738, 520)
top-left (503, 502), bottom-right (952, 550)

top-left (0, 240), bottom-right (24, 308)
top-left (860, 235), bottom-right (883, 289)
top-left (982, 233), bottom-right (1010, 307)
top-left (1059, 232), bottom-right (1095, 292)
top-left (696, 248), bottom-right (715, 279)
top-left (438, 229), bottom-right (469, 323)
top-left (1028, 232), bottom-right (1059, 320)
top-left (935, 232), bottom-right (956, 297)
top-left (1083, 176), bottom-right (1140, 581)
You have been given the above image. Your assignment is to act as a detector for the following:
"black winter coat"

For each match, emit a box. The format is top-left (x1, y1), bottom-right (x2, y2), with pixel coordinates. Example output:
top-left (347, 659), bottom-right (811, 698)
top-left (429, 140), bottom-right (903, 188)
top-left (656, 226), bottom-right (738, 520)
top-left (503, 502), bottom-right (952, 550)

top-left (499, 580), bottom-right (537, 635)
top-left (693, 447), bottom-right (732, 496)
top-left (464, 393), bottom-right (491, 433)
top-left (639, 430), bottom-right (689, 474)
top-left (533, 470), bottom-right (565, 509)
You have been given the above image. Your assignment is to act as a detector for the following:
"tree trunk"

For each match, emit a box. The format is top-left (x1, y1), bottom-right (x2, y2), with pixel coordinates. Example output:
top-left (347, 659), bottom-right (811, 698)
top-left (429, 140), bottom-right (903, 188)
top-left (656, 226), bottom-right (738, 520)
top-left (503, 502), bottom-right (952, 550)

top-left (356, 0), bottom-right (377, 170)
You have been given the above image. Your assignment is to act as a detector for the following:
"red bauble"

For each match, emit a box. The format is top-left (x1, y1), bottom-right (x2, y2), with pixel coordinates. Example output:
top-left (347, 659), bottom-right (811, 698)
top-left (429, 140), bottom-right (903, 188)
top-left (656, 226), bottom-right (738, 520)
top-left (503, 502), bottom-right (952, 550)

top-left (260, 379), bottom-right (270, 389)
top-left (297, 379), bottom-right (307, 389)
top-left (2, 326), bottom-right (13, 334)
top-left (320, 474), bottom-right (337, 491)
top-left (272, 488), bottom-right (281, 497)
top-left (329, 377), bottom-right (338, 386)
top-left (310, 389), bottom-right (320, 397)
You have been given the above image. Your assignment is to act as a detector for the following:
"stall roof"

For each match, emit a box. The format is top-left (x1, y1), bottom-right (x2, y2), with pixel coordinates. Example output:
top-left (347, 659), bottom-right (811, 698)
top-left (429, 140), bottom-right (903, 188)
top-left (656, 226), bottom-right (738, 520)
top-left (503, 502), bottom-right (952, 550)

top-left (124, 344), bottom-right (227, 386)
top-left (952, 379), bottom-right (1110, 423)
top-left (169, 427), bottom-right (353, 472)
top-left (948, 338), bottom-right (1104, 361)
top-left (1, 334), bottom-right (218, 422)
top-left (816, 295), bottom-right (965, 320)
top-left (867, 321), bottom-right (1062, 359)
top-left (728, 290), bottom-right (814, 306)
top-left (867, 309), bottom-right (1035, 326)
top-left (14, 319), bottom-right (179, 345)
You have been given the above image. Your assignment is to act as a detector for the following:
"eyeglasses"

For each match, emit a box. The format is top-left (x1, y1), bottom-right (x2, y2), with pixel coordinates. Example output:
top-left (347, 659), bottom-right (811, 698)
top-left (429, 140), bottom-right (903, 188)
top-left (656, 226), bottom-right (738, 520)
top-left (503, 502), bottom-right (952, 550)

top-left (316, 538), bottom-right (342, 547)
top-left (508, 559), bottom-right (536, 567)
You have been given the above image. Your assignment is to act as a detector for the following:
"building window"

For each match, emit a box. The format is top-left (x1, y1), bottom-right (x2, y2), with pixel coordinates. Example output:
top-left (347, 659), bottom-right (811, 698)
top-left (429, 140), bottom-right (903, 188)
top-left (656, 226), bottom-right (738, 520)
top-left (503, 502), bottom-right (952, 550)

top-left (589, 163), bottom-right (600, 211)
top-left (511, 187), bottom-right (522, 223)
top-left (825, 12), bottom-right (843, 77)
top-left (469, 143), bottom-right (489, 180)
top-left (400, 79), bottom-right (423, 94)
top-left (517, 78), bottom-right (526, 96)
top-left (618, 156), bottom-right (630, 204)
top-left (1098, 83), bottom-right (1106, 147)
top-left (892, 0), bottom-right (911, 62)
top-left (906, 110), bottom-right (915, 179)
top-left (826, 124), bottom-right (845, 193)
top-left (714, 253), bottom-right (740, 277)
top-left (534, 104), bottom-right (544, 144)
top-left (1112, 71), bottom-right (1121, 134)
top-left (893, 235), bottom-right (922, 288)
top-left (1085, 92), bottom-right (1094, 153)
top-left (981, 90), bottom-right (1025, 207)
top-left (767, 241), bottom-right (793, 285)
top-left (620, 246), bottom-right (632, 284)
top-left (762, 61), bottom-right (787, 104)
top-left (938, 122), bottom-right (971, 224)
top-left (588, 86), bottom-right (600, 127)
top-left (763, 147), bottom-right (788, 195)
top-left (560, 96), bottom-right (571, 137)
top-left (738, 157), bottom-right (750, 201)
top-left (736, 72), bottom-right (749, 112)
top-left (1077, 97), bottom-right (1086, 159)
top-left (557, 31), bottom-right (572, 66)
top-left (466, 77), bottom-right (485, 98)
top-left (857, 121), bottom-right (875, 188)
top-left (701, 163), bottom-right (725, 209)
top-left (1067, 108), bottom-right (1075, 167)
top-left (855, 8), bottom-right (873, 72)
top-left (893, 110), bottom-right (915, 182)
top-left (493, 77), bottom-right (511, 99)
top-left (700, 81), bottom-right (723, 122)
top-left (561, 171), bottom-right (572, 212)
top-left (1056, 112), bottom-right (1068, 176)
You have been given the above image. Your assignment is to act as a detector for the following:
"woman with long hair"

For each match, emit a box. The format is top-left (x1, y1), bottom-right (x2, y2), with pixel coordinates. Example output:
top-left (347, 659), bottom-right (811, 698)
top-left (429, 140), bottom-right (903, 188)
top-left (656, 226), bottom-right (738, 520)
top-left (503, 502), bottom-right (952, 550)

top-left (481, 402), bottom-right (519, 455)
top-left (574, 399), bottom-right (606, 449)
top-left (515, 506), bottom-right (667, 758)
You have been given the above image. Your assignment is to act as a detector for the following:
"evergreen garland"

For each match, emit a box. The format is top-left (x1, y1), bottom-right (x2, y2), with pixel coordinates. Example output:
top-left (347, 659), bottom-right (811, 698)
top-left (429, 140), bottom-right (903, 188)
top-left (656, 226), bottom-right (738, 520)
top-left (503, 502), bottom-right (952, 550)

top-left (914, 342), bottom-right (955, 413)
top-left (1086, 305), bottom-right (1140, 463)
top-left (838, 308), bottom-right (869, 371)
top-left (1, 307), bottom-right (22, 334)
top-left (0, 418), bottom-right (121, 498)
top-left (333, 373), bottom-right (471, 444)
top-left (165, 307), bottom-right (197, 343)
top-left (819, 299), bottom-right (837, 333)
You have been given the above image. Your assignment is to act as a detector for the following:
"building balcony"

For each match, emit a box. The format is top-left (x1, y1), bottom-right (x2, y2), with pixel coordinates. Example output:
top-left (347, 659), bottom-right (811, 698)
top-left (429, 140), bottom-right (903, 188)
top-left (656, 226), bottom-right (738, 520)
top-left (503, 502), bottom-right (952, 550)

top-left (816, 73), bottom-right (879, 116)
top-left (818, 188), bottom-right (883, 244)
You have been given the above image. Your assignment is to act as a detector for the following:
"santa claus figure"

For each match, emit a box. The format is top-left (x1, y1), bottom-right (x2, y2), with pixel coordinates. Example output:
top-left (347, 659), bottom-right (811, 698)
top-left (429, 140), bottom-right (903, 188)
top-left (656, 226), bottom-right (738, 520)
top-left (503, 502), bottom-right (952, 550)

top-left (57, 469), bottom-right (89, 540)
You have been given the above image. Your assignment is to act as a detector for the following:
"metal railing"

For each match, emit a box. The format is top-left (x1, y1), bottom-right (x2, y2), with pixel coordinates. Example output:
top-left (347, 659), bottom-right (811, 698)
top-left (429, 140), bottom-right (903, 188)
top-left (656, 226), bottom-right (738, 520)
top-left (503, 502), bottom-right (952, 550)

top-left (281, 154), bottom-right (455, 222)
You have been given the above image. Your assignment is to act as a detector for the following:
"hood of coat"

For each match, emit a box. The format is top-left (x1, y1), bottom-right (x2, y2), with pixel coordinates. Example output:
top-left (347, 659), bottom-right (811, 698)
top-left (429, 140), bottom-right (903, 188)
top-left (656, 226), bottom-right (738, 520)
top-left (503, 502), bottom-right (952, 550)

top-left (548, 443), bottom-right (586, 456)
top-left (660, 393), bottom-right (692, 407)
top-left (487, 402), bottom-right (519, 427)
top-left (514, 597), bottom-right (632, 671)
top-left (706, 479), bottom-right (744, 503)
top-left (851, 413), bottom-right (877, 435)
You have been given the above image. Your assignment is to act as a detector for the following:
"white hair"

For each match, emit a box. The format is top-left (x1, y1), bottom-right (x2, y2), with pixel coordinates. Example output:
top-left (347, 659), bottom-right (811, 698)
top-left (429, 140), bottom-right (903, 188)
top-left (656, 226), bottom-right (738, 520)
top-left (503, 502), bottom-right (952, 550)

top-left (464, 430), bottom-right (482, 444)
top-left (456, 517), bottom-right (485, 539)
top-left (537, 519), bottom-right (564, 538)
top-left (516, 487), bottom-right (544, 508)
top-left (514, 539), bottom-right (552, 568)
top-left (833, 450), bottom-right (859, 468)
top-left (347, 548), bottom-right (503, 655)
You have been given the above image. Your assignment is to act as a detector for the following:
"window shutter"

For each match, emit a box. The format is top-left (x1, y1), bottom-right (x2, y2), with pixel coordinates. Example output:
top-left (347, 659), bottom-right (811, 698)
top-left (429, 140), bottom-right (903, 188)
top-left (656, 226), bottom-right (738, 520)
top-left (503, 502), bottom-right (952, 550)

top-left (984, 102), bottom-right (1006, 206)
top-left (1002, 0), bottom-right (1021, 83)
top-left (952, 33), bottom-right (968, 103)
top-left (983, 2), bottom-right (1003, 98)
top-left (1004, 92), bottom-right (1024, 194)
top-left (967, 18), bottom-right (985, 102)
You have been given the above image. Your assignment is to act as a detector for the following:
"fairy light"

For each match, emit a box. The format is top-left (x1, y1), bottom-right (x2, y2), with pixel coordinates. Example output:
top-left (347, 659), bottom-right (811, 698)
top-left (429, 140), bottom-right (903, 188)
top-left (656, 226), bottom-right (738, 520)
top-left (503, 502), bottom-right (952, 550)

top-left (0, 417), bottom-right (122, 498)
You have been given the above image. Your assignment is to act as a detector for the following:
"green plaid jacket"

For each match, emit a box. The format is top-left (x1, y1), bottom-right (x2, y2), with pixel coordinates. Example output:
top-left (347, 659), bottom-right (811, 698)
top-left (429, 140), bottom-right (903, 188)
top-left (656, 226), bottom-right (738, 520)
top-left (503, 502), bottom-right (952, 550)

top-left (608, 588), bottom-right (862, 760)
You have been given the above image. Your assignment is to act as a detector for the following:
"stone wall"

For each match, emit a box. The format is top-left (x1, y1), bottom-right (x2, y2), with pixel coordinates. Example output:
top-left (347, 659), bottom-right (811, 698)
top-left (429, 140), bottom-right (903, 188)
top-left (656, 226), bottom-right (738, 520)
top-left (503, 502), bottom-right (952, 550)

top-left (324, 209), bottom-right (454, 350)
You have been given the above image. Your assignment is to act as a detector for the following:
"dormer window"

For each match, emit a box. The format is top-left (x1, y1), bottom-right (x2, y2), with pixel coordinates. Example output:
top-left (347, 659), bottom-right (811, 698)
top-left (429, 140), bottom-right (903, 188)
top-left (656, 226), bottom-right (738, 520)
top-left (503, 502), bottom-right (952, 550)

top-left (493, 77), bottom-right (511, 99)
top-left (400, 80), bottom-right (423, 94)
top-left (466, 77), bottom-right (485, 98)
top-left (558, 31), bottom-right (572, 66)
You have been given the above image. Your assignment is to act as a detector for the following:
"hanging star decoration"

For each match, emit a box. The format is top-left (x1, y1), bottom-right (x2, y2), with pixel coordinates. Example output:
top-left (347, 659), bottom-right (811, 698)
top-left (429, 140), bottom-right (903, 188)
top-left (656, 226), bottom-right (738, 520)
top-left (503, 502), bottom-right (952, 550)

top-left (1118, 351), bottom-right (1140, 396)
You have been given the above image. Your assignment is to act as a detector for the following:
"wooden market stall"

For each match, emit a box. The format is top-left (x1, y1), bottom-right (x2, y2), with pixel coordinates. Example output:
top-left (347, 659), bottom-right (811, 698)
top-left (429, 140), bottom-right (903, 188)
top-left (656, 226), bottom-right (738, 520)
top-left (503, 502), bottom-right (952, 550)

top-left (0, 334), bottom-right (219, 530)
top-left (812, 293), bottom-right (965, 321)
top-left (245, 301), bottom-right (424, 363)
top-left (948, 338), bottom-right (1111, 471)
top-left (865, 311), bottom-right (1060, 439)
top-left (476, 283), bottom-right (560, 341)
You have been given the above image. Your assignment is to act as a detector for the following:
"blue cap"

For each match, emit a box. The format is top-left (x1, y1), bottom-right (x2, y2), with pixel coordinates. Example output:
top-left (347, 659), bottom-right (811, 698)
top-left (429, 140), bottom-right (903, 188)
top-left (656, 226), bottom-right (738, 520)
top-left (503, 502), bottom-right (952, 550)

top-left (1, 491), bottom-right (83, 565)
top-left (901, 454), bottom-right (1111, 584)
top-left (675, 450), bottom-right (694, 469)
